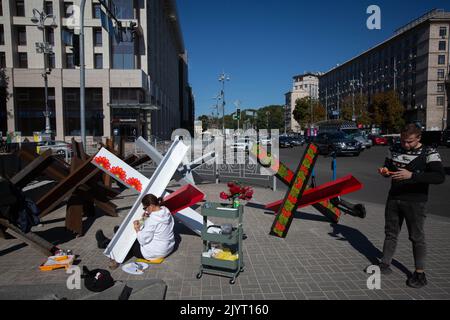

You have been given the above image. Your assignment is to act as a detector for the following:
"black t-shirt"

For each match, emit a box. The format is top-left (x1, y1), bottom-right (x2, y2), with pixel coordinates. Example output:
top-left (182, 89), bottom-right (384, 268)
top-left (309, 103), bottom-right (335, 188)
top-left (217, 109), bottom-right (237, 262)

top-left (384, 144), bottom-right (445, 202)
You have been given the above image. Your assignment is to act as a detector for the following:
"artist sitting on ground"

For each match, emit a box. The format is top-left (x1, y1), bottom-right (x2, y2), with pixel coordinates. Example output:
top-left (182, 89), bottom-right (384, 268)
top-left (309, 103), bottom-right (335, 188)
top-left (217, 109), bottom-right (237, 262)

top-left (96, 194), bottom-right (176, 261)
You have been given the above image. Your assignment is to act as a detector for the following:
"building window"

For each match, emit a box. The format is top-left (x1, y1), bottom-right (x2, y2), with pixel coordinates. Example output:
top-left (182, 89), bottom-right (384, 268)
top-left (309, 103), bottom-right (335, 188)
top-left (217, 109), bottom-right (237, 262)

top-left (438, 69), bottom-right (445, 79)
top-left (48, 53), bottom-right (55, 69)
top-left (0, 1), bottom-right (3, 16)
top-left (93, 3), bottom-right (102, 19)
top-left (439, 41), bottom-right (446, 51)
top-left (94, 28), bottom-right (102, 46)
top-left (17, 26), bottom-right (26, 45)
top-left (62, 28), bottom-right (73, 46)
top-left (16, 0), bottom-right (25, 17)
top-left (66, 53), bottom-right (74, 69)
top-left (64, 88), bottom-right (104, 136)
top-left (64, 2), bottom-right (74, 18)
top-left (46, 28), bottom-right (54, 46)
top-left (438, 83), bottom-right (445, 93)
top-left (44, 1), bottom-right (53, 15)
top-left (0, 52), bottom-right (6, 68)
top-left (94, 53), bottom-right (103, 69)
top-left (438, 55), bottom-right (446, 65)
top-left (18, 52), bottom-right (28, 68)
top-left (0, 25), bottom-right (4, 45)
top-left (437, 96), bottom-right (445, 106)
top-left (440, 27), bottom-right (448, 37)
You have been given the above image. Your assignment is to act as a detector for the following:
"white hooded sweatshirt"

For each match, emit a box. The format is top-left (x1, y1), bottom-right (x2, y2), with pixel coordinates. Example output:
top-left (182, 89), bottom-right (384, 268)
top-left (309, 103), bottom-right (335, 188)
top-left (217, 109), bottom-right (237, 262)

top-left (136, 206), bottom-right (175, 260)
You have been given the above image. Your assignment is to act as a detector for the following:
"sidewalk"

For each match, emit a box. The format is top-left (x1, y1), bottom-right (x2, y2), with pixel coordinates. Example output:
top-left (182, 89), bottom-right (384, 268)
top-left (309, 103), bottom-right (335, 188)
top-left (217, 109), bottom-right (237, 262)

top-left (1, 182), bottom-right (450, 300)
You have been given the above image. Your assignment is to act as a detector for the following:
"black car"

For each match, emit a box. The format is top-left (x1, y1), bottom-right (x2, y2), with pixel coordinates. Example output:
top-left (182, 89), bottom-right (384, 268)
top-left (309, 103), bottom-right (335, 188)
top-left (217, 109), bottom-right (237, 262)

top-left (279, 136), bottom-right (293, 148)
top-left (314, 132), bottom-right (362, 156)
top-left (286, 136), bottom-right (303, 146)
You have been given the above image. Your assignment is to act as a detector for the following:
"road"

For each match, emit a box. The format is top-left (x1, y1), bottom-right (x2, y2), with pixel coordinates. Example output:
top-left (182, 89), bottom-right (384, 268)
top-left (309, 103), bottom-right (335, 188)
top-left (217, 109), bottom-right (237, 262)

top-left (278, 144), bottom-right (450, 218)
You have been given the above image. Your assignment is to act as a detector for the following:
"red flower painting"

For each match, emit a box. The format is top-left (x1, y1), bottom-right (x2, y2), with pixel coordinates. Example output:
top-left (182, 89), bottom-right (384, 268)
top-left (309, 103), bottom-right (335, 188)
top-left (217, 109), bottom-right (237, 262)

top-left (126, 177), bottom-right (142, 192)
top-left (94, 156), bottom-right (111, 170)
top-left (110, 166), bottom-right (127, 181)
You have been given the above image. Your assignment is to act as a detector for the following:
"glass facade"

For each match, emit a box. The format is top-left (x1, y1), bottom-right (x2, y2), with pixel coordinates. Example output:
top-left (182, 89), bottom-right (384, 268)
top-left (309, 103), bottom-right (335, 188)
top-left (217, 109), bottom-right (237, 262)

top-left (63, 88), bottom-right (103, 136)
top-left (15, 88), bottom-right (56, 135)
top-left (114, 0), bottom-right (134, 19)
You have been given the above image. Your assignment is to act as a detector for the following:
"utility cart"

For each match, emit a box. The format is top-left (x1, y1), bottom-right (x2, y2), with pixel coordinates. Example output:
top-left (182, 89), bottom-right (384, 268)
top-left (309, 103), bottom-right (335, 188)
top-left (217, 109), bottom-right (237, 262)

top-left (196, 202), bottom-right (244, 284)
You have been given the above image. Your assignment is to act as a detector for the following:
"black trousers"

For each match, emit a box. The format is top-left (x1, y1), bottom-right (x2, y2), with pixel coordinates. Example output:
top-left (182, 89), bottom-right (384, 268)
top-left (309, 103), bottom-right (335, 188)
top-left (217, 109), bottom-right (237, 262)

top-left (125, 240), bottom-right (145, 261)
top-left (381, 199), bottom-right (427, 270)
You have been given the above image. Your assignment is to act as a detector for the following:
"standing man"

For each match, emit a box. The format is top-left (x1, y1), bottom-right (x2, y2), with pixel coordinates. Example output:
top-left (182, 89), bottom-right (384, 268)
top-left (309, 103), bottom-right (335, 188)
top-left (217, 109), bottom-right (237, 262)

top-left (377, 124), bottom-right (445, 288)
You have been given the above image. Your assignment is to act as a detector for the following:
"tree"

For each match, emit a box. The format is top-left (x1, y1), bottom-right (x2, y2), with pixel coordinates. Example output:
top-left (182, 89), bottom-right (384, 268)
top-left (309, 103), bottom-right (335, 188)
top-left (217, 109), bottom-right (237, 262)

top-left (293, 97), bottom-right (325, 127)
top-left (256, 105), bottom-right (284, 130)
top-left (369, 90), bottom-right (405, 133)
top-left (312, 102), bottom-right (326, 123)
top-left (293, 97), bottom-right (311, 128)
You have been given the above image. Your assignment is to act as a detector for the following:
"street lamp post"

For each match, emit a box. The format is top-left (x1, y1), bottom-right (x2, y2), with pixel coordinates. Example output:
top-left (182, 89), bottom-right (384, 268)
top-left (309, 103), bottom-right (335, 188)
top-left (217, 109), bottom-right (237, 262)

top-left (218, 72), bottom-right (230, 135)
top-left (31, 8), bottom-right (57, 136)
top-left (80, 0), bottom-right (87, 148)
top-left (349, 79), bottom-right (360, 122)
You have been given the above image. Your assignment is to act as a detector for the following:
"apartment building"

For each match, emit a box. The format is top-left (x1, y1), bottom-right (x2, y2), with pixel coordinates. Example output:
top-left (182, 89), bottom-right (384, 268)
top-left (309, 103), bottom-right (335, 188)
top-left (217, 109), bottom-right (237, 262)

top-left (285, 73), bottom-right (319, 132)
top-left (319, 9), bottom-right (450, 131)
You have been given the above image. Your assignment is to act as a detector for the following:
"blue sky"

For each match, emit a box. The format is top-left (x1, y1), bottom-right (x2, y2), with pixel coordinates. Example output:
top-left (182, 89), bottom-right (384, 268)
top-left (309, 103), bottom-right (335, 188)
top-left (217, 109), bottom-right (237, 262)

top-left (176, 0), bottom-right (450, 117)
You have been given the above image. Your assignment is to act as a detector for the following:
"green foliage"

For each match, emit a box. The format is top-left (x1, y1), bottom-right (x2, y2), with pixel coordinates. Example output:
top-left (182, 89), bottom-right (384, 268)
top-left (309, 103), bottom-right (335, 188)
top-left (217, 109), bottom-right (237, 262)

top-left (256, 105), bottom-right (284, 130)
top-left (293, 97), bottom-right (326, 128)
top-left (369, 90), bottom-right (405, 133)
top-left (197, 115), bottom-right (210, 131)
top-left (341, 94), bottom-right (371, 126)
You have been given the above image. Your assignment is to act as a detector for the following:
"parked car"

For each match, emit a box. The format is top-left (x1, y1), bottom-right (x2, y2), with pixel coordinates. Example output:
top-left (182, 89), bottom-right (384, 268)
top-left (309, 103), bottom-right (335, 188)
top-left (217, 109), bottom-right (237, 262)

top-left (279, 136), bottom-right (292, 148)
top-left (368, 134), bottom-right (388, 146)
top-left (37, 140), bottom-right (72, 159)
top-left (285, 136), bottom-right (303, 146)
top-left (420, 131), bottom-right (442, 148)
top-left (382, 134), bottom-right (401, 146)
top-left (314, 132), bottom-right (362, 156)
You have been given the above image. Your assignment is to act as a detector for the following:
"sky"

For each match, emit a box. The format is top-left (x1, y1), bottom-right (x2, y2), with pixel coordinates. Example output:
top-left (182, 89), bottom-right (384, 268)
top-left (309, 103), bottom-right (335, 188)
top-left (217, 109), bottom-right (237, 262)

top-left (175, 0), bottom-right (450, 118)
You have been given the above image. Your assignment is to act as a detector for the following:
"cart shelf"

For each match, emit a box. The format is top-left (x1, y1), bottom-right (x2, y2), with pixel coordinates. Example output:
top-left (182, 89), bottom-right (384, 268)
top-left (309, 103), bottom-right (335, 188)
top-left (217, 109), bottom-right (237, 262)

top-left (196, 202), bottom-right (245, 285)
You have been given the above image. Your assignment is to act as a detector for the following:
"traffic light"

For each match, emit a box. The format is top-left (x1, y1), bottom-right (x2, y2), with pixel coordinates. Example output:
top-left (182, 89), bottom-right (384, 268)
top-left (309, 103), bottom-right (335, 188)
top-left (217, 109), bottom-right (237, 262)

top-left (71, 34), bottom-right (80, 67)
top-left (236, 109), bottom-right (241, 120)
